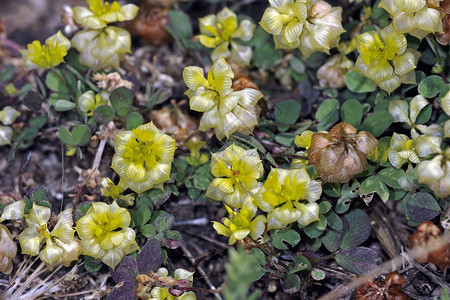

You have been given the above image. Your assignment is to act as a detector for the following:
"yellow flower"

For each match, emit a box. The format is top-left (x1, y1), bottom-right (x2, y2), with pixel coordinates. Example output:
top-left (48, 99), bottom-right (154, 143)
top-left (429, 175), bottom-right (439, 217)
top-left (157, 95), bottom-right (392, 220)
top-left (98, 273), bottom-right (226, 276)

top-left (77, 90), bottom-right (108, 116)
top-left (149, 268), bottom-right (197, 300)
top-left (183, 57), bottom-right (263, 140)
top-left (76, 201), bottom-right (139, 269)
top-left (197, 7), bottom-right (256, 66)
top-left (206, 144), bottom-right (263, 208)
top-left (0, 106), bottom-right (20, 126)
top-left (71, 26), bottom-right (132, 71)
top-left (387, 133), bottom-right (420, 168)
top-left (21, 31), bottom-right (71, 69)
top-left (17, 205), bottom-right (81, 270)
top-left (212, 201), bottom-right (266, 245)
top-left (379, 0), bottom-right (443, 40)
top-left (0, 225), bottom-right (17, 275)
top-left (441, 89), bottom-right (450, 116)
top-left (184, 138), bottom-right (209, 167)
top-left (317, 54), bottom-right (354, 89)
top-left (355, 25), bottom-right (421, 94)
top-left (0, 200), bottom-right (25, 222)
top-left (259, 0), bottom-right (345, 57)
top-left (294, 130), bottom-right (314, 149)
top-left (388, 95), bottom-right (429, 127)
top-left (256, 168), bottom-right (322, 229)
top-left (111, 122), bottom-right (176, 194)
top-left (73, 0), bottom-right (138, 29)
top-left (0, 126), bottom-right (13, 146)
top-left (417, 148), bottom-right (450, 198)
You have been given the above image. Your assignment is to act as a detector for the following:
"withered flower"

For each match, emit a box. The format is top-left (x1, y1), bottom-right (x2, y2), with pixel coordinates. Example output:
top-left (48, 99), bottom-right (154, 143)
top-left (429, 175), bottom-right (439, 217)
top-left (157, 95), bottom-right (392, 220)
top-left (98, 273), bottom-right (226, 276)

top-left (355, 271), bottom-right (410, 300)
top-left (408, 221), bottom-right (450, 269)
top-left (307, 122), bottom-right (378, 183)
top-left (435, 0), bottom-right (450, 45)
top-left (0, 225), bottom-right (17, 275)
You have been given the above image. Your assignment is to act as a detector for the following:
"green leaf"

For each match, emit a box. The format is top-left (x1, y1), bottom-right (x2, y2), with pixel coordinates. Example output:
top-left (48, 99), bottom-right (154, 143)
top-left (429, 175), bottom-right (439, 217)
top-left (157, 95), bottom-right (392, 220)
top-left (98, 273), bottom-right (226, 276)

top-left (335, 247), bottom-right (381, 275)
top-left (54, 100), bottom-right (76, 111)
top-left (406, 192), bottom-right (441, 222)
top-left (141, 224), bottom-right (156, 238)
top-left (316, 99), bottom-right (340, 131)
top-left (303, 223), bottom-right (324, 239)
top-left (84, 255), bottom-right (103, 273)
top-left (136, 206), bottom-right (152, 226)
top-left (75, 202), bottom-right (92, 221)
top-left (359, 175), bottom-right (389, 202)
top-left (340, 99), bottom-right (363, 127)
top-left (46, 70), bottom-right (75, 94)
top-left (323, 183), bottom-right (341, 198)
top-left (359, 110), bottom-right (393, 137)
top-left (319, 201), bottom-right (331, 214)
top-left (0, 65), bottom-right (15, 82)
top-left (94, 105), bottom-right (115, 123)
top-left (377, 167), bottom-right (404, 189)
top-left (30, 116), bottom-right (47, 129)
top-left (193, 175), bottom-right (211, 190)
top-left (275, 100), bottom-right (301, 129)
top-left (147, 89), bottom-right (171, 108)
top-left (326, 211), bottom-right (343, 230)
top-left (154, 214), bottom-right (175, 233)
top-left (336, 197), bottom-right (352, 214)
top-left (71, 125), bottom-right (91, 146)
top-left (166, 10), bottom-right (192, 50)
top-left (23, 91), bottom-right (42, 111)
top-left (418, 75), bottom-right (444, 98)
top-left (110, 87), bottom-right (133, 110)
top-left (252, 248), bottom-right (266, 266)
top-left (144, 186), bottom-right (172, 208)
top-left (117, 105), bottom-right (138, 118)
top-left (272, 229), bottom-right (301, 250)
top-left (281, 274), bottom-right (301, 294)
top-left (275, 132), bottom-right (296, 146)
top-left (252, 43), bottom-right (282, 69)
top-left (125, 112), bottom-right (143, 130)
top-left (340, 209), bottom-right (371, 250)
top-left (59, 126), bottom-right (74, 146)
top-left (345, 70), bottom-right (377, 93)
top-left (414, 104), bottom-right (432, 125)
top-left (311, 269), bottom-right (326, 281)
top-left (320, 228), bottom-right (342, 252)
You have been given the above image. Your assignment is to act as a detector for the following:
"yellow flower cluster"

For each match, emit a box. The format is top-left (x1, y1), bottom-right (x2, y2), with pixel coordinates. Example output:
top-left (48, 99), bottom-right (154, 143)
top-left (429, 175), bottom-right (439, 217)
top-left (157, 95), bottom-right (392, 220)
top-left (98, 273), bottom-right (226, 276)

top-left (183, 57), bottom-right (263, 140)
top-left (259, 0), bottom-right (345, 57)
top-left (147, 268), bottom-right (197, 300)
top-left (21, 31), bottom-right (71, 69)
top-left (111, 122), bottom-right (176, 194)
top-left (379, 0), bottom-right (443, 40)
top-left (18, 205), bottom-right (81, 270)
top-left (355, 26), bottom-right (421, 94)
top-left (77, 201), bottom-right (139, 269)
top-left (77, 90), bottom-right (108, 116)
top-left (418, 148), bottom-right (450, 198)
top-left (72, 0), bottom-right (138, 71)
top-left (197, 7), bottom-right (256, 66)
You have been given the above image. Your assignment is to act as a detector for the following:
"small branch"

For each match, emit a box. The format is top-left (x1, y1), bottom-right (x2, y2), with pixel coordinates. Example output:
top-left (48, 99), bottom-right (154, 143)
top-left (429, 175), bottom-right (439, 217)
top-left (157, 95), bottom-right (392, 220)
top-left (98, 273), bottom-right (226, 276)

top-left (92, 139), bottom-right (107, 171)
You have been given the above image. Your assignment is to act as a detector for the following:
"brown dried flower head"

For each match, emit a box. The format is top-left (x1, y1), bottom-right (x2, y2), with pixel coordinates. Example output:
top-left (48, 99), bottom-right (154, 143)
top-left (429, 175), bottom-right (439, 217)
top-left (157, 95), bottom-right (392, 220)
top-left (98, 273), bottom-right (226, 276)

top-left (92, 72), bottom-right (134, 93)
top-left (408, 221), bottom-right (450, 269)
top-left (355, 271), bottom-right (410, 300)
top-left (307, 122), bottom-right (378, 183)
top-left (436, 0), bottom-right (450, 45)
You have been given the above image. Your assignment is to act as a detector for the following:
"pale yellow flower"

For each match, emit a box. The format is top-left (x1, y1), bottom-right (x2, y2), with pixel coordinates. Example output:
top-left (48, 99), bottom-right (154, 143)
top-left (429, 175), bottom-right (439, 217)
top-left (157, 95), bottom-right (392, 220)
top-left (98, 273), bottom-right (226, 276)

top-left (111, 122), bottom-right (176, 194)
top-left (76, 201), bottom-right (139, 269)
top-left (0, 225), bottom-right (17, 275)
top-left (256, 168), bottom-right (322, 229)
top-left (259, 0), bottom-right (345, 57)
top-left (17, 205), bottom-right (80, 270)
top-left (387, 133), bottom-right (420, 168)
top-left (73, 0), bottom-right (138, 29)
top-left (388, 95), bottom-right (429, 127)
top-left (71, 26), bottom-right (132, 71)
top-left (418, 148), bottom-right (450, 198)
top-left (0, 200), bottom-right (25, 222)
top-left (0, 126), bottom-right (13, 146)
top-left (379, 0), bottom-right (443, 40)
top-left (183, 57), bottom-right (263, 140)
top-left (149, 268), bottom-right (197, 300)
top-left (206, 144), bottom-right (263, 208)
top-left (441, 89), bottom-right (450, 115)
top-left (0, 106), bottom-right (20, 126)
top-left (77, 90), bottom-right (108, 116)
top-left (212, 201), bottom-right (266, 245)
top-left (355, 25), bottom-right (421, 94)
top-left (197, 7), bottom-right (255, 66)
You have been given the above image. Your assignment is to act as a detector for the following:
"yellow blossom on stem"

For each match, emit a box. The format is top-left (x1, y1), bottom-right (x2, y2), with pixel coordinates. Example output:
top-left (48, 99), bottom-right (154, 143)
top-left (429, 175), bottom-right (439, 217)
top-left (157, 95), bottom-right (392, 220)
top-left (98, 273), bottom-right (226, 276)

top-left (379, 0), bottom-right (443, 40)
top-left (184, 139), bottom-right (209, 167)
top-left (206, 144), bottom-right (263, 208)
top-left (0, 225), bottom-right (17, 275)
top-left (183, 57), bottom-right (263, 140)
top-left (355, 25), bottom-right (421, 94)
top-left (259, 0), bottom-right (345, 57)
top-left (111, 122), bottom-right (176, 194)
top-left (17, 205), bottom-right (81, 270)
top-left (73, 0), bottom-right (138, 29)
top-left (21, 31), bottom-right (71, 69)
top-left (197, 7), bottom-right (256, 66)
top-left (294, 130), bottom-right (314, 149)
top-left (77, 90), bottom-right (108, 116)
top-left (255, 168), bottom-right (322, 229)
top-left (418, 148), bottom-right (450, 198)
top-left (76, 201), bottom-right (139, 269)
top-left (71, 26), bottom-right (132, 71)
top-left (212, 200), bottom-right (266, 245)
top-left (387, 133), bottom-right (420, 168)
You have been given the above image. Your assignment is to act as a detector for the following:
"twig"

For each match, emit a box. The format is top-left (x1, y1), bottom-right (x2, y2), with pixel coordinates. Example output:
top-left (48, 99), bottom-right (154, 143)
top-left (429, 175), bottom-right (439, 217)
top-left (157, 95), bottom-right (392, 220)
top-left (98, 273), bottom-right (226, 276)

top-left (180, 244), bottom-right (223, 300)
top-left (92, 139), bottom-right (107, 171)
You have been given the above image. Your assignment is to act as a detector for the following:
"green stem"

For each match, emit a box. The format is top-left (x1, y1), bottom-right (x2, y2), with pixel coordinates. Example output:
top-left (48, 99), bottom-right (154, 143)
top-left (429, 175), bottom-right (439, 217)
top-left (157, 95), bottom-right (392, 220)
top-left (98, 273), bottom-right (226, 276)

top-left (52, 67), bottom-right (76, 102)
top-left (426, 36), bottom-right (446, 75)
